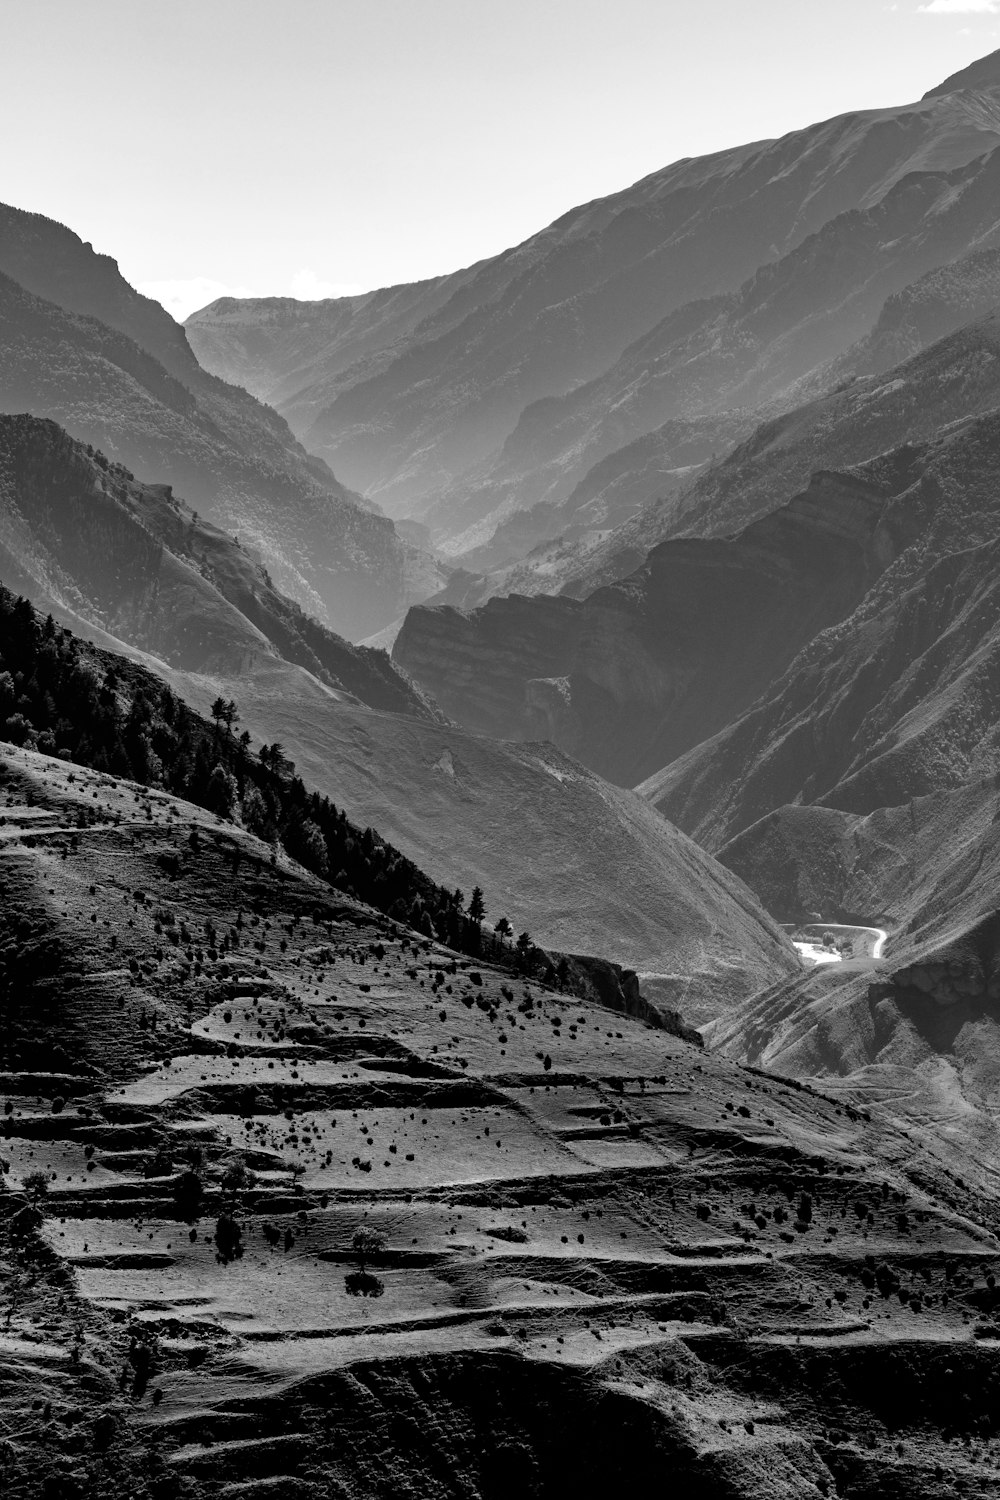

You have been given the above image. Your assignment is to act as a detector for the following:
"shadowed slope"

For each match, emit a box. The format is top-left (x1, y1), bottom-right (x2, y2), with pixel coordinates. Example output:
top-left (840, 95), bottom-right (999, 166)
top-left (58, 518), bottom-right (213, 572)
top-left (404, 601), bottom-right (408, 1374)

top-left (0, 206), bottom-right (442, 639)
top-left (0, 414), bottom-right (434, 719)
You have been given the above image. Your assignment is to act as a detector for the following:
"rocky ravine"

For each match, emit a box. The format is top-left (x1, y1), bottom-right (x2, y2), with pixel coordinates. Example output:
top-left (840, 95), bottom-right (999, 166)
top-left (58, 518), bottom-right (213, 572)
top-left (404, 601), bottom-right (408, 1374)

top-left (6, 745), bottom-right (1000, 1498)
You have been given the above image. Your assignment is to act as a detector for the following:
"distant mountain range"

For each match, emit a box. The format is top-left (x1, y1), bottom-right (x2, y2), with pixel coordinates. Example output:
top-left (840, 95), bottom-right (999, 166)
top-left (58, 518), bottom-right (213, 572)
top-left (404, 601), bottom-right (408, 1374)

top-left (0, 205), bottom-right (446, 639)
top-left (395, 305), bottom-right (1000, 953)
top-left (188, 50), bottom-right (1000, 567)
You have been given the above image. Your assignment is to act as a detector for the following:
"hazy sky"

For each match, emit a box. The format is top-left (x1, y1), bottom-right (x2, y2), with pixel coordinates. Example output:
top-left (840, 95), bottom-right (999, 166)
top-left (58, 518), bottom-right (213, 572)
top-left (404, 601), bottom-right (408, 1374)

top-left (4, 0), bottom-right (1000, 318)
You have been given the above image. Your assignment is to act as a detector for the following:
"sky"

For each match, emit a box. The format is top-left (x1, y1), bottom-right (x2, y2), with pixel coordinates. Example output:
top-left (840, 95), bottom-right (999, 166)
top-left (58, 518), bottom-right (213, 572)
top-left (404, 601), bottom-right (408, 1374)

top-left (3, 0), bottom-right (1000, 319)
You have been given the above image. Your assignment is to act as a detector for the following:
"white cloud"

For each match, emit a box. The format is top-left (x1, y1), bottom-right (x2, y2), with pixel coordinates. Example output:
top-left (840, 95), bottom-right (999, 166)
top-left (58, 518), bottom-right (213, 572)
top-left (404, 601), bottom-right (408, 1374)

top-left (918, 0), bottom-right (1000, 13)
top-left (288, 267), bottom-right (365, 300)
top-left (136, 276), bottom-right (255, 320)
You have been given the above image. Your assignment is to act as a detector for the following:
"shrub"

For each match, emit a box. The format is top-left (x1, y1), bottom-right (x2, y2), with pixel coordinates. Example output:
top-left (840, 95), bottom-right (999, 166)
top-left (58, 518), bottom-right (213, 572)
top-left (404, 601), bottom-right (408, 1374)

top-left (22, 1169), bottom-right (49, 1201)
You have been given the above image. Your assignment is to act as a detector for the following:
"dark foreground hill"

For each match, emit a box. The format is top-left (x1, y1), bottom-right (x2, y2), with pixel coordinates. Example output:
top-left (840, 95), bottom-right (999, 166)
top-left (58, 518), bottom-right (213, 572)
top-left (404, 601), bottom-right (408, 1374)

top-left (0, 206), bottom-right (443, 639)
top-left (5, 743), bottom-right (1000, 1499)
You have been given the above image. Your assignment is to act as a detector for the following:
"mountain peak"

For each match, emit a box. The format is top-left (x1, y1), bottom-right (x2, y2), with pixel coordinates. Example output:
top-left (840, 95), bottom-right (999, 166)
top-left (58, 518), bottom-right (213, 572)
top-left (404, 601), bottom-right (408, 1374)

top-left (924, 47), bottom-right (1000, 99)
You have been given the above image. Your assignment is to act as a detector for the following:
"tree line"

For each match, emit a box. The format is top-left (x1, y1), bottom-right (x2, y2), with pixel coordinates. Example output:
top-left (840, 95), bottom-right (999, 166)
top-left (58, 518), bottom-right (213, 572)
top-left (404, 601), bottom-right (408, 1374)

top-left (0, 586), bottom-right (556, 979)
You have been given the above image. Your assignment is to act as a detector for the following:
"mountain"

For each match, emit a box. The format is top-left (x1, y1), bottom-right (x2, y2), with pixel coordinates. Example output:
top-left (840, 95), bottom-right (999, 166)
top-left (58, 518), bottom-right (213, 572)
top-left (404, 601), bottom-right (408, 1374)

top-left (188, 54), bottom-right (1000, 558)
top-left (394, 302), bottom-right (1000, 781)
top-left (6, 736), bottom-right (1000, 1500)
top-left (0, 417), bottom-right (795, 1012)
top-left (393, 466), bottom-right (899, 789)
top-left (0, 412), bottom-right (434, 717)
top-left (0, 205), bottom-right (445, 639)
top-left (641, 410), bottom-right (1000, 851)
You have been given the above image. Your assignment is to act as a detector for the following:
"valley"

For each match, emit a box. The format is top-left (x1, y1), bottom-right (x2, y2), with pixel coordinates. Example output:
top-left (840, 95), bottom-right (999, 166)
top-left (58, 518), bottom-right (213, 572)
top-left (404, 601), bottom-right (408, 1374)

top-left (8, 27), bottom-right (1000, 1500)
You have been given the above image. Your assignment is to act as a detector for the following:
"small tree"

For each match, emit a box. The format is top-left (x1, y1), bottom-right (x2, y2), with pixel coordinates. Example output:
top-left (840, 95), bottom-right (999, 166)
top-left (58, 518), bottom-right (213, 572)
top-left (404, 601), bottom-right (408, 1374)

top-left (210, 696), bottom-right (228, 736)
top-left (516, 931), bottom-right (533, 969)
top-left (352, 1224), bottom-right (387, 1274)
top-left (495, 916), bottom-right (512, 949)
top-left (468, 887), bottom-right (486, 926)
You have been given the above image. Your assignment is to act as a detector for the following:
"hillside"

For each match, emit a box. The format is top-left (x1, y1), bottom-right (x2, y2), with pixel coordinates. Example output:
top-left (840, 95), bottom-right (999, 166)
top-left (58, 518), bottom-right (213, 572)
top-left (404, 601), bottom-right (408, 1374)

top-left (0, 543), bottom-right (796, 1015)
top-left (0, 414), bottom-right (434, 719)
top-left (7, 742), bottom-right (1000, 1498)
top-left (0, 207), bottom-right (444, 639)
top-left (394, 304), bottom-right (1000, 782)
top-left (623, 416), bottom-right (1000, 1034)
top-left (394, 466), bottom-right (898, 789)
top-left (566, 256), bottom-right (1000, 598)
top-left (642, 423), bottom-right (1000, 852)
top-left (188, 54), bottom-right (1000, 557)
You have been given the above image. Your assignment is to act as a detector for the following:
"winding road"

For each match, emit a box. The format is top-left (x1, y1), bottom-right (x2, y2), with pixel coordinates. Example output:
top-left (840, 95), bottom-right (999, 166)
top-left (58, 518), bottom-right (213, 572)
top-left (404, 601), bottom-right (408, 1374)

top-left (788, 922), bottom-right (889, 967)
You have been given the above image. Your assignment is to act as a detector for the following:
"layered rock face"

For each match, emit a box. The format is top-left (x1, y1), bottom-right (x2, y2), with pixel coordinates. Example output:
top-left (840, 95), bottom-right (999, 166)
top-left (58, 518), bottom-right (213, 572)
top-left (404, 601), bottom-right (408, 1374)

top-left (392, 594), bottom-right (583, 741)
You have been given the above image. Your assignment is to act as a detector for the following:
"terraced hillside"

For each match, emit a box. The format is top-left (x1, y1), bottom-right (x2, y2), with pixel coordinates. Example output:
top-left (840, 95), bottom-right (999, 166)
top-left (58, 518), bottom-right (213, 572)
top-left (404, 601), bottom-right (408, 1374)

top-left (6, 744), bottom-right (1000, 1498)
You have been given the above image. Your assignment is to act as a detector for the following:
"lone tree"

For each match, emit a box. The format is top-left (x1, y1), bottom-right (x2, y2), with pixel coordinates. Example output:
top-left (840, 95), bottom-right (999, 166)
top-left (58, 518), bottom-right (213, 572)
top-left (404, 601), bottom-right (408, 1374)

top-left (352, 1224), bottom-right (387, 1274)
top-left (494, 916), bottom-right (512, 949)
top-left (22, 1169), bottom-right (49, 1203)
top-left (210, 695), bottom-right (228, 735)
top-left (468, 886), bottom-right (486, 926)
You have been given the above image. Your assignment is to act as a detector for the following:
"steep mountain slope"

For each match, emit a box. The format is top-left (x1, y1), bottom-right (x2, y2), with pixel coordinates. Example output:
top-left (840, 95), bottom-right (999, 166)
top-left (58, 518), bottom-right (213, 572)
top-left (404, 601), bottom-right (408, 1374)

top-left (620, 418), bottom-right (1000, 1045)
top-left (395, 306), bottom-right (1000, 787)
top-left (130, 654), bottom-right (800, 1021)
top-left (6, 743), bottom-right (1000, 1499)
top-left (183, 275), bottom-right (465, 426)
top-left (0, 206), bottom-right (443, 638)
top-left (0, 414), bottom-right (433, 718)
top-left (188, 60), bottom-right (1000, 548)
top-left (641, 421), bottom-right (1000, 852)
top-left (391, 234), bottom-right (1000, 613)
top-left (570, 294), bottom-right (1000, 597)
top-left (0, 483), bottom-right (795, 1013)
top-left (395, 465), bottom-right (906, 789)
top-left (430, 140), bottom-right (1000, 558)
